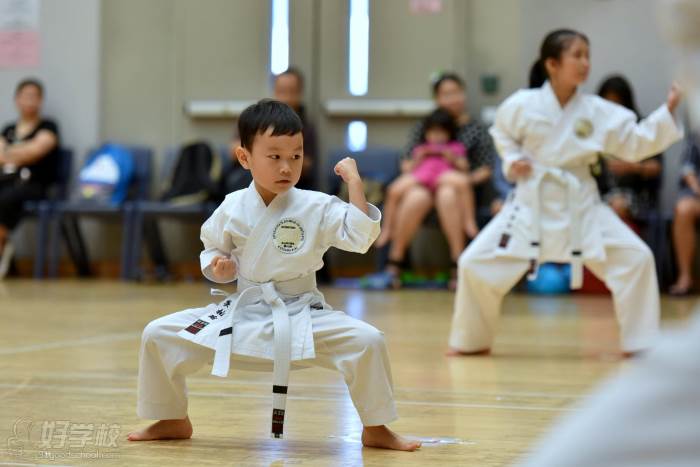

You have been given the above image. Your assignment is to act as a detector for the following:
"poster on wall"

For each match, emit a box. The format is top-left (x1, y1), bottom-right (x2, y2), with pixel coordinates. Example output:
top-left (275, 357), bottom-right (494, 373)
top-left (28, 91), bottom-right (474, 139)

top-left (409, 0), bottom-right (443, 15)
top-left (0, 0), bottom-right (41, 68)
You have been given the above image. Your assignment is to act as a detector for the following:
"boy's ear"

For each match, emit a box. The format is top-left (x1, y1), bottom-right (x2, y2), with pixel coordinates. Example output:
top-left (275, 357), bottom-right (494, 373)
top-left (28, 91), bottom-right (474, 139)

top-left (235, 146), bottom-right (251, 169)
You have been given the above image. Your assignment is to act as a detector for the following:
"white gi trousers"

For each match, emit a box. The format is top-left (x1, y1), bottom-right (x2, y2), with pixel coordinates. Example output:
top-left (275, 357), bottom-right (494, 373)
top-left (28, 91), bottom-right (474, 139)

top-left (136, 306), bottom-right (398, 427)
top-left (449, 206), bottom-right (660, 353)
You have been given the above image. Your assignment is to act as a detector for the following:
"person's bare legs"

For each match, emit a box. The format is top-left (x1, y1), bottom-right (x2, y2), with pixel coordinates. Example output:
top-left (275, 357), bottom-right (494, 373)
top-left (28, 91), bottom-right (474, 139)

top-left (670, 196), bottom-right (700, 293)
top-left (376, 174), bottom-right (419, 248)
top-left (437, 171), bottom-right (479, 239)
top-left (435, 181), bottom-right (467, 290)
top-left (127, 416), bottom-right (193, 441)
top-left (435, 183), bottom-right (466, 262)
top-left (389, 185), bottom-right (434, 264)
top-left (362, 425), bottom-right (421, 451)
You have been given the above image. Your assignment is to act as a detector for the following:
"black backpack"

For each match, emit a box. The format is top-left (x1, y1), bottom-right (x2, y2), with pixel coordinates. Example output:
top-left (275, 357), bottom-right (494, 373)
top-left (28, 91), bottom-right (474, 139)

top-left (161, 141), bottom-right (222, 204)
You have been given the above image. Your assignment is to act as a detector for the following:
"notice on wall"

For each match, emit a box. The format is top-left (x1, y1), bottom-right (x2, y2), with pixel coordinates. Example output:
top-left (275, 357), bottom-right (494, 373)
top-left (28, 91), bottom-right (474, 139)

top-left (0, 0), bottom-right (41, 68)
top-left (409, 0), bottom-right (443, 15)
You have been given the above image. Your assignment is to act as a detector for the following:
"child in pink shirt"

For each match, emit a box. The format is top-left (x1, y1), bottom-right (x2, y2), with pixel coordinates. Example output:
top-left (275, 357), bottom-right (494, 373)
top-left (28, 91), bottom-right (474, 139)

top-left (376, 108), bottom-right (477, 248)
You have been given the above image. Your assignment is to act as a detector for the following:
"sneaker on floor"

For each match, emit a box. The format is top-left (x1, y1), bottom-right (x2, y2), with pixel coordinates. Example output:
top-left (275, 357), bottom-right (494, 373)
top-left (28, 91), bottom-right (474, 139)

top-left (0, 240), bottom-right (15, 279)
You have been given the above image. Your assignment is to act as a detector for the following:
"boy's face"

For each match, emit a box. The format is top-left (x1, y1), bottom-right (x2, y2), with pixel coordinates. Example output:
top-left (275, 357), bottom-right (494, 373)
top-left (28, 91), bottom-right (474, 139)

top-left (236, 127), bottom-right (304, 203)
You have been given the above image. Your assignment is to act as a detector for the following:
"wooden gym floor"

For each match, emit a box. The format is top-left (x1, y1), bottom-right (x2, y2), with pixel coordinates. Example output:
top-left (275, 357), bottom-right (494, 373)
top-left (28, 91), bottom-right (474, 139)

top-left (0, 279), bottom-right (697, 466)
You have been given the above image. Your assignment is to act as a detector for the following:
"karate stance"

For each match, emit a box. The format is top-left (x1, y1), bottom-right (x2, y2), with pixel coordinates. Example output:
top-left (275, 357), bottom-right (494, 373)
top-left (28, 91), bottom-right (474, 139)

top-left (449, 29), bottom-right (682, 356)
top-left (128, 99), bottom-right (420, 451)
top-left (518, 3), bottom-right (700, 465)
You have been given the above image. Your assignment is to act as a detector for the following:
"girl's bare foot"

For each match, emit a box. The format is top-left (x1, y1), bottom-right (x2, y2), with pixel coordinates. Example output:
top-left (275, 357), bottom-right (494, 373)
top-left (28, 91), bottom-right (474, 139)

top-left (361, 425), bottom-right (421, 451)
top-left (127, 416), bottom-right (193, 441)
top-left (465, 219), bottom-right (479, 239)
top-left (445, 347), bottom-right (491, 357)
top-left (375, 229), bottom-right (392, 248)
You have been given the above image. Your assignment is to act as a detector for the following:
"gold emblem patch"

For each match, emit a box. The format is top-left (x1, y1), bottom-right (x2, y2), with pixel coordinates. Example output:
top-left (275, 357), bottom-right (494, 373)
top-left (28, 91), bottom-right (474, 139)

top-left (574, 118), bottom-right (594, 138)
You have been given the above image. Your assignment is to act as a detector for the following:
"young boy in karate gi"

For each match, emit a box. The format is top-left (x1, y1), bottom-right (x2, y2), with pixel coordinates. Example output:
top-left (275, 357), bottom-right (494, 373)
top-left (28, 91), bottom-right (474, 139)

top-left (128, 99), bottom-right (420, 451)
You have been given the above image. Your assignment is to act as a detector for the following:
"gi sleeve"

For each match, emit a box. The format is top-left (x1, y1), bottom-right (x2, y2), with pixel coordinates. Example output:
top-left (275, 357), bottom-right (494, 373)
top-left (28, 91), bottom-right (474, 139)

top-left (489, 92), bottom-right (528, 182)
top-left (199, 201), bottom-right (239, 283)
top-left (321, 196), bottom-right (381, 253)
top-left (599, 99), bottom-right (683, 163)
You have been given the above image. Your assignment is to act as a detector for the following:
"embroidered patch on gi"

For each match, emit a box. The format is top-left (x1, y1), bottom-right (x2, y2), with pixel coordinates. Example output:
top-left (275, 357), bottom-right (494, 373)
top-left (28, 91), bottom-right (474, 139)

top-left (574, 118), bottom-right (594, 139)
top-left (185, 319), bottom-right (209, 334)
top-left (272, 218), bottom-right (305, 254)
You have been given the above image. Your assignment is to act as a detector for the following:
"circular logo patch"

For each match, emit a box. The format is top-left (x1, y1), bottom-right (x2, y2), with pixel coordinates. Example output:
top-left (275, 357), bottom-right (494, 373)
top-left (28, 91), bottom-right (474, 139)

top-left (574, 118), bottom-right (594, 139)
top-left (272, 218), bottom-right (305, 254)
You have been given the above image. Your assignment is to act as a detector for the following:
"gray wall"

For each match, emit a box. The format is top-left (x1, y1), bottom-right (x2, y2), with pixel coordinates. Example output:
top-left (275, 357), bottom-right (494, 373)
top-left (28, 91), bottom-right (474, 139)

top-left (4, 0), bottom-right (683, 265)
top-left (0, 0), bottom-right (101, 258)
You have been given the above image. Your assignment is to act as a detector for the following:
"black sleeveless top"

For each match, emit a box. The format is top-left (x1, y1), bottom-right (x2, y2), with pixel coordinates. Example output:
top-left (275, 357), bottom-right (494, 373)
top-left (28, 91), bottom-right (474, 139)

top-left (2, 119), bottom-right (60, 185)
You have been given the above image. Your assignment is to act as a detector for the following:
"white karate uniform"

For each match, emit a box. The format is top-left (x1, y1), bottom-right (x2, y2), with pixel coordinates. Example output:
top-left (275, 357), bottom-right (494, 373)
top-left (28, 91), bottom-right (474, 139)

top-left (516, 5), bottom-right (700, 465)
top-left (137, 183), bottom-right (397, 436)
top-left (450, 81), bottom-right (683, 353)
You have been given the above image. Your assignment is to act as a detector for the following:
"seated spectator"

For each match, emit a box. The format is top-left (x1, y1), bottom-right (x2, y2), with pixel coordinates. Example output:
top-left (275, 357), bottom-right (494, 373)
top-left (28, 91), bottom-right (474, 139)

top-left (272, 67), bottom-right (317, 189)
top-left (0, 78), bottom-right (59, 278)
top-left (670, 133), bottom-right (700, 295)
top-left (596, 75), bottom-right (663, 223)
top-left (380, 72), bottom-right (497, 289)
top-left (376, 108), bottom-right (477, 248)
top-left (222, 67), bottom-right (317, 195)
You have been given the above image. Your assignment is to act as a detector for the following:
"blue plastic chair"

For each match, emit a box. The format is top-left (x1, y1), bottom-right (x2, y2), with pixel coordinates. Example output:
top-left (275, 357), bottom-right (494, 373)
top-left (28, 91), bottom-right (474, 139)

top-left (47, 145), bottom-right (153, 278)
top-left (325, 146), bottom-right (401, 195)
top-left (19, 147), bottom-right (73, 278)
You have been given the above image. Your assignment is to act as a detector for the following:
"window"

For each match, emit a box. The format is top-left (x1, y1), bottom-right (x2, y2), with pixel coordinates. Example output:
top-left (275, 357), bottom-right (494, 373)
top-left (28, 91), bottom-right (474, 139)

top-left (270, 0), bottom-right (289, 75)
top-left (348, 0), bottom-right (369, 96)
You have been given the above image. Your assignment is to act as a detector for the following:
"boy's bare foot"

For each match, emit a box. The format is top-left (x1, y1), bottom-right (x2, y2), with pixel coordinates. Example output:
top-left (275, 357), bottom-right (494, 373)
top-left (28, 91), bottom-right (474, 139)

top-left (361, 425), bottom-right (421, 451)
top-left (375, 229), bottom-right (392, 248)
top-left (127, 416), bottom-right (193, 441)
top-left (465, 219), bottom-right (479, 239)
top-left (445, 347), bottom-right (490, 357)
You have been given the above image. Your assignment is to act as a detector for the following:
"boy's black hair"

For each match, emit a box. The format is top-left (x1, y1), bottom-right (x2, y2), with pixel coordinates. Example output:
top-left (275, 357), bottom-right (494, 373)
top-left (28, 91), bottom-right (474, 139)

top-left (238, 99), bottom-right (303, 150)
top-left (421, 108), bottom-right (459, 142)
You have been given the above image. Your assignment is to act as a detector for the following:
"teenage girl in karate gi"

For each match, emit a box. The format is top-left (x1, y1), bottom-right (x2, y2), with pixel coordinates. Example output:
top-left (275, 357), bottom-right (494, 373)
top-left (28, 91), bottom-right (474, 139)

top-left (448, 29), bottom-right (683, 356)
top-left (128, 100), bottom-right (420, 451)
top-left (518, 3), bottom-right (700, 464)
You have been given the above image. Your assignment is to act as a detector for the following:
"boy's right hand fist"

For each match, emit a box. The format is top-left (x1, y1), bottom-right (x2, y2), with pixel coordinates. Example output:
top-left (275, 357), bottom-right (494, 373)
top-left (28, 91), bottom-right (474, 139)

top-left (210, 255), bottom-right (237, 281)
top-left (334, 157), bottom-right (362, 184)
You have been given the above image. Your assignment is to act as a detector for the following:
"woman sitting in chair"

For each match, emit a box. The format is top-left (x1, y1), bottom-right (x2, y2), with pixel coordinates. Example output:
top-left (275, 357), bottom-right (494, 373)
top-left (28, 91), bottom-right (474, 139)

top-left (0, 78), bottom-right (60, 278)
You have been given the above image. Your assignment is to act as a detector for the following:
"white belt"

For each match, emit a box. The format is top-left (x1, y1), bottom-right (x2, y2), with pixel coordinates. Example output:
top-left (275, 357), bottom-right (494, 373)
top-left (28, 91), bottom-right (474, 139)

top-left (210, 273), bottom-right (316, 439)
top-left (502, 166), bottom-right (586, 289)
